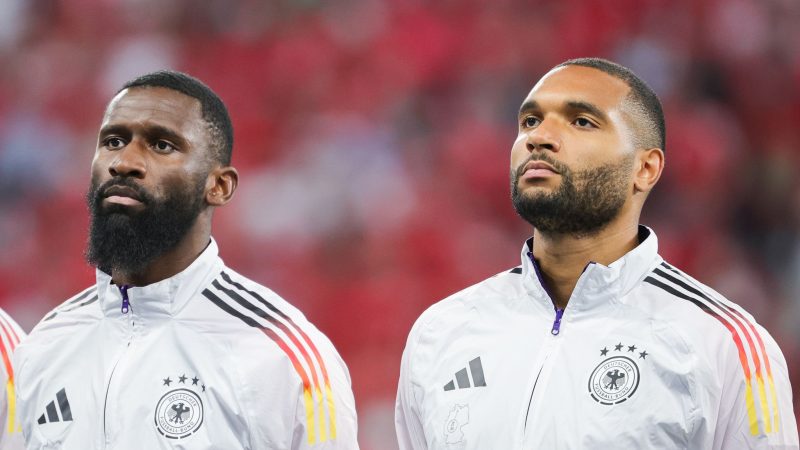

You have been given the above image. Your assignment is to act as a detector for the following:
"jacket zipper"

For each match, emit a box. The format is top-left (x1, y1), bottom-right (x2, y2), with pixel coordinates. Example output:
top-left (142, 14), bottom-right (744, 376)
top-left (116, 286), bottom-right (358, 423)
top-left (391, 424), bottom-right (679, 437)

top-left (119, 285), bottom-right (130, 314)
top-left (523, 306), bottom-right (563, 431)
top-left (522, 261), bottom-right (596, 442)
top-left (103, 285), bottom-right (135, 446)
top-left (551, 307), bottom-right (564, 335)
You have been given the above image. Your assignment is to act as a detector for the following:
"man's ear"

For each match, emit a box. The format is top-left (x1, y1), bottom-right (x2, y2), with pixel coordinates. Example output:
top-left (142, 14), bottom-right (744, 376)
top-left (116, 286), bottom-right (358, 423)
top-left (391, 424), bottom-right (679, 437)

top-left (206, 165), bottom-right (238, 206)
top-left (633, 148), bottom-right (664, 194)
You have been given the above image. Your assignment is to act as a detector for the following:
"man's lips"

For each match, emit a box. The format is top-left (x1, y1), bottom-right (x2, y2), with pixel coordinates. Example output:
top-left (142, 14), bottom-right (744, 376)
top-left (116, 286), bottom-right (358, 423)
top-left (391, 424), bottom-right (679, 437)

top-left (520, 160), bottom-right (559, 179)
top-left (102, 185), bottom-right (143, 206)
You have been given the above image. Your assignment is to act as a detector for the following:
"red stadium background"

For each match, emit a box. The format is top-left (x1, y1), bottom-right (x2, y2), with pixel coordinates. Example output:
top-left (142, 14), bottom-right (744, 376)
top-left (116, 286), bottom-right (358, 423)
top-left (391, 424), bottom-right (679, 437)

top-left (0, 0), bottom-right (799, 447)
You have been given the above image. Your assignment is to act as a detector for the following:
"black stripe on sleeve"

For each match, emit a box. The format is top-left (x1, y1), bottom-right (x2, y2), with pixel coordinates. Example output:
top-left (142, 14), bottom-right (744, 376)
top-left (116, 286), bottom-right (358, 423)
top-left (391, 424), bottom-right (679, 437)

top-left (219, 271), bottom-right (292, 321)
top-left (509, 267), bottom-right (522, 274)
top-left (44, 294), bottom-right (99, 322)
top-left (643, 276), bottom-right (720, 317)
top-left (202, 288), bottom-right (262, 328)
top-left (211, 280), bottom-right (284, 329)
top-left (66, 287), bottom-right (97, 305)
top-left (654, 265), bottom-right (717, 304)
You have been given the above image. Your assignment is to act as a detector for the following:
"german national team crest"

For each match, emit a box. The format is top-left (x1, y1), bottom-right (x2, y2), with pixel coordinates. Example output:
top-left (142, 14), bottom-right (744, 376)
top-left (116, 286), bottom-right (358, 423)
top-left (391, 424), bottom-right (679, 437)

top-left (154, 373), bottom-right (206, 439)
top-left (588, 342), bottom-right (648, 405)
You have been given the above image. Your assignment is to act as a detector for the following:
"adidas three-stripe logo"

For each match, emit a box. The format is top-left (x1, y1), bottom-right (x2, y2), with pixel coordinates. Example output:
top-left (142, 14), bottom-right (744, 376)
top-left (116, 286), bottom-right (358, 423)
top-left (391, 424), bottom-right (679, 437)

top-left (37, 388), bottom-right (72, 424)
top-left (444, 357), bottom-right (487, 391)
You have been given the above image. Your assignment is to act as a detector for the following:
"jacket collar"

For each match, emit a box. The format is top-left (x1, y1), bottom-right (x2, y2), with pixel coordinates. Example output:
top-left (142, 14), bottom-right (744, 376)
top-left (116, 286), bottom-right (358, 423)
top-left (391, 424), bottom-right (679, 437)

top-left (520, 225), bottom-right (660, 315)
top-left (96, 238), bottom-right (224, 321)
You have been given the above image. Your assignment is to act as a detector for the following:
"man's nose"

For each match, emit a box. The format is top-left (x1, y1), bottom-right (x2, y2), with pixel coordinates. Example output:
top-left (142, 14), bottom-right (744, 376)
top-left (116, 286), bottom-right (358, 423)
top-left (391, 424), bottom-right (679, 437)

top-left (525, 119), bottom-right (561, 153)
top-left (108, 141), bottom-right (147, 178)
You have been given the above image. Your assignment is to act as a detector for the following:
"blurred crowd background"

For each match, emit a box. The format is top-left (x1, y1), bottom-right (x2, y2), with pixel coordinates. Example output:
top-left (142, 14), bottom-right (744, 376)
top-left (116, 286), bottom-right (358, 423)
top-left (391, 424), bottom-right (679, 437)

top-left (0, 0), bottom-right (799, 447)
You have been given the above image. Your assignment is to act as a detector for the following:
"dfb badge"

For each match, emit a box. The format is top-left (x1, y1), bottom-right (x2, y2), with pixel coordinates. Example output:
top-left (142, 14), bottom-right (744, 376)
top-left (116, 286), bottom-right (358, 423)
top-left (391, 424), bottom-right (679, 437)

top-left (154, 373), bottom-right (206, 439)
top-left (588, 342), bottom-right (649, 405)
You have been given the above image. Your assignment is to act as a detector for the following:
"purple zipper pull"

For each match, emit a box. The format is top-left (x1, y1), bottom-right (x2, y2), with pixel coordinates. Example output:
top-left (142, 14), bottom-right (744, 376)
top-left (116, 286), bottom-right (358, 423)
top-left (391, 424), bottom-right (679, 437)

top-left (551, 308), bottom-right (564, 335)
top-left (119, 285), bottom-right (131, 314)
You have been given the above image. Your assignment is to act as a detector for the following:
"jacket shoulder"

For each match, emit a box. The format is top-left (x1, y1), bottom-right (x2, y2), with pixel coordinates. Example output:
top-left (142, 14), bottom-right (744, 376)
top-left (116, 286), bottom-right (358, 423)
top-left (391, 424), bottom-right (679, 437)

top-left (635, 261), bottom-right (780, 367)
top-left (407, 267), bottom-right (524, 349)
top-left (418, 267), bottom-right (522, 324)
top-left (194, 268), bottom-right (356, 445)
top-left (30, 285), bottom-right (101, 334)
top-left (193, 267), bottom-right (347, 378)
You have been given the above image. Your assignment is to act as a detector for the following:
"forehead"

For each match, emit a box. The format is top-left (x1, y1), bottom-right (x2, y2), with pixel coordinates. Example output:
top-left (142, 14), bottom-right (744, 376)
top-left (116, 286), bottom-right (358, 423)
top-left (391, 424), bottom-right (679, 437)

top-left (524, 65), bottom-right (631, 112)
top-left (102, 86), bottom-right (205, 134)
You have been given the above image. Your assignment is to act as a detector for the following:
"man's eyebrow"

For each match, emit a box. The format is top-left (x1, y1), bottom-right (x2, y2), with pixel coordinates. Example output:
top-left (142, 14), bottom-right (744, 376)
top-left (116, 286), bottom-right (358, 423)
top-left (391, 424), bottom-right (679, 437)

top-left (518, 100), bottom-right (540, 116)
top-left (98, 124), bottom-right (129, 138)
top-left (565, 100), bottom-right (608, 122)
top-left (142, 124), bottom-right (186, 144)
top-left (98, 123), bottom-right (187, 145)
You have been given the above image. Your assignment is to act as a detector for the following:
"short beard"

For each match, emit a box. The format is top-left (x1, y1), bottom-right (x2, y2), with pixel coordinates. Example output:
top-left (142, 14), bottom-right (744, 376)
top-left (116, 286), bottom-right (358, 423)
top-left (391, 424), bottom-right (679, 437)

top-left (511, 153), bottom-right (633, 238)
top-left (85, 174), bottom-right (207, 276)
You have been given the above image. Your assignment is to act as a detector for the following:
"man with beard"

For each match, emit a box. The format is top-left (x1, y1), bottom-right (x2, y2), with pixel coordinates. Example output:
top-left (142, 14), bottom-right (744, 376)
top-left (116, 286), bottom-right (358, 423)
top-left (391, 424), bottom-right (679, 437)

top-left (395, 58), bottom-right (798, 449)
top-left (13, 71), bottom-right (359, 449)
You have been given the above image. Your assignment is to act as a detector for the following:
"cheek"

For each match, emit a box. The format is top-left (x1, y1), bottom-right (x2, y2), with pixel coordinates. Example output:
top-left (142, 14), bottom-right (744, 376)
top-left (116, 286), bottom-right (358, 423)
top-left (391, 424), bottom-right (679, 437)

top-left (90, 156), bottom-right (107, 183)
top-left (510, 134), bottom-right (529, 167)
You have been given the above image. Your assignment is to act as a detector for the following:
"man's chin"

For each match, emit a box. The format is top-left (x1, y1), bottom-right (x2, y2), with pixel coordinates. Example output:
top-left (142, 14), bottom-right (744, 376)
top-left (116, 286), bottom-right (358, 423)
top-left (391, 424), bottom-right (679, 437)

top-left (99, 202), bottom-right (147, 217)
top-left (517, 186), bottom-right (559, 203)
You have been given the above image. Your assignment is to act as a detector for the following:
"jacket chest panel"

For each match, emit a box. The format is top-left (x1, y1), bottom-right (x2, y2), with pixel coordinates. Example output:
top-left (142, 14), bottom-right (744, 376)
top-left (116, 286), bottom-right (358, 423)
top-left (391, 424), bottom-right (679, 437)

top-left (414, 311), bottom-right (699, 449)
top-left (24, 321), bottom-right (251, 449)
top-left (522, 321), bottom-right (698, 449)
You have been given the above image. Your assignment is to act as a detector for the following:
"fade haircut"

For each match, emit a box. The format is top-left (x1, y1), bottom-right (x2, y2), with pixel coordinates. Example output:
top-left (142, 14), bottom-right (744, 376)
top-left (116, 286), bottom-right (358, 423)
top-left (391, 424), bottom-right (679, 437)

top-left (119, 70), bottom-right (233, 165)
top-left (555, 57), bottom-right (665, 152)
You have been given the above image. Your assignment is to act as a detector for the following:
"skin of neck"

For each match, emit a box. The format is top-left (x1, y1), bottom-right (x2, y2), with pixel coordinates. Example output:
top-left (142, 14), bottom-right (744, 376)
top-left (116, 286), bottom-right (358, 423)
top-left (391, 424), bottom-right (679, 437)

top-left (532, 199), bottom-right (642, 310)
top-left (111, 209), bottom-right (213, 287)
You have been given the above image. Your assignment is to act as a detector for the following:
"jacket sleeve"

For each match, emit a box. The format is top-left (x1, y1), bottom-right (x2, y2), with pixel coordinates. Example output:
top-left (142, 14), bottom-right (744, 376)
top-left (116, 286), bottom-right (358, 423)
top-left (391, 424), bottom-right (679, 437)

top-left (243, 336), bottom-right (359, 450)
top-left (395, 325), bottom-right (427, 450)
top-left (0, 308), bottom-right (27, 450)
top-left (289, 347), bottom-right (359, 450)
top-left (714, 323), bottom-right (799, 449)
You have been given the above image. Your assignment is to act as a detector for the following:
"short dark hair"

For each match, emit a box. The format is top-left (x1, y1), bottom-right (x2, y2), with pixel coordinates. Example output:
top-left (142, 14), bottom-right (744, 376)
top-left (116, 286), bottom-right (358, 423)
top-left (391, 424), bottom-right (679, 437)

top-left (555, 57), bottom-right (665, 152)
top-left (119, 70), bottom-right (233, 165)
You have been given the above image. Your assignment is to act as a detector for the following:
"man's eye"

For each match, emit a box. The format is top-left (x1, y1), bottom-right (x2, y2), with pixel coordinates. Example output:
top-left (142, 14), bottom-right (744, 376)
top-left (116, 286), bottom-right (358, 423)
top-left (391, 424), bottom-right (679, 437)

top-left (105, 137), bottom-right (125, 149)
top-left (154, 141), bottom-right (176, 153)
top-left (522, 116), bottom-right (540, 128)
top-left (574, 117), bottom-right (595, 128)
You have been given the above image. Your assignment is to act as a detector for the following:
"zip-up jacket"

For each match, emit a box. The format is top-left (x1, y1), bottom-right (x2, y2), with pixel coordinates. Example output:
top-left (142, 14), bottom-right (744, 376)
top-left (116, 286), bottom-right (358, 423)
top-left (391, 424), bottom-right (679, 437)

top-left (0, 307), bottom-right (26, 449)
top-left (14, 239), bottom-right (359, 449)
top-left (396, 227), bottom-right (798, 449)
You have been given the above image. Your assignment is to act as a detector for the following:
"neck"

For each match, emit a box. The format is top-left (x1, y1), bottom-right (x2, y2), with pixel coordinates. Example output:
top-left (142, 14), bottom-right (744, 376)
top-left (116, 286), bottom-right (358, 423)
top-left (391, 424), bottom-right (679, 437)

top-left (112, 219), bottom-right (212, 287)
top-left (532, 219), bottom-right (639, 309)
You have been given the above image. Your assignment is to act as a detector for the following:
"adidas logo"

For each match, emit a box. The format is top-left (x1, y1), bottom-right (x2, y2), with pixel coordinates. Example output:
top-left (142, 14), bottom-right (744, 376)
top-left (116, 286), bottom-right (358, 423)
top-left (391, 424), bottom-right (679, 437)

top-left (443, 357), bottom-right (487, 391)
top-left (37, 388), bottom-right (73, 424)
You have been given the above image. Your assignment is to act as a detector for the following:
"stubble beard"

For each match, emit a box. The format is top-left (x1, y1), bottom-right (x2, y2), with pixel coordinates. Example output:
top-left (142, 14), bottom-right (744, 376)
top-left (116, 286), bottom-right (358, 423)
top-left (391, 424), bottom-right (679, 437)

top-left (85, 174), bottom-right (207, 276)
top-left (510, 153), bottom-right (634, 238)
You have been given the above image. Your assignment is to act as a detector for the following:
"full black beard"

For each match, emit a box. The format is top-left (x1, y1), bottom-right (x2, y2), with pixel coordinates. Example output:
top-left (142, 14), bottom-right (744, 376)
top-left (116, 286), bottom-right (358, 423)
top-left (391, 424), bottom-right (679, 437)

top-left (85, 174), bottom-right (206, 276)
top-left (510, 153), bottom-right (633, 238)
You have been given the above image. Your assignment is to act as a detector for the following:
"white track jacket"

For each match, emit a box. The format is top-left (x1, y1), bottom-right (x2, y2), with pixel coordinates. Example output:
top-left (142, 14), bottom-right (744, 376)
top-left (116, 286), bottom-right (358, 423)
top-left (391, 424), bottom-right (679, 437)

top-left (396, 227), bottom-right (798, 449)
top-left (1, 307), bottom-right (26, 450)
top-left (14, 239), bottom-right (358, 449)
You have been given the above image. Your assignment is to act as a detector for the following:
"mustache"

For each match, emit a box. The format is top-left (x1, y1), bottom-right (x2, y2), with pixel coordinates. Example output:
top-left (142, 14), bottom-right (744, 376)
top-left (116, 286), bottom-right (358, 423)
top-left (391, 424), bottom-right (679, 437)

top-left (92, 177), bottom-right (154, 205)
top-left (514, 154), bottom-right (570, 179)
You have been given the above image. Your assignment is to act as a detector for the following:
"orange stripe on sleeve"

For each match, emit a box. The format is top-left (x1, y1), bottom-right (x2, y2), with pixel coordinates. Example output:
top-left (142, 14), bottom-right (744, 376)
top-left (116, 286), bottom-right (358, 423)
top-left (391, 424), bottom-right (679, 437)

top-left (711, 305), bottom-right (773, 433)
top-left (0, 330), bottom-right (16, 434)
top-left (723, 305), bottom-right (781, 433)
top-left (260, 327), bottom-right (318, 445)
top-left (0, 313), bottom-right (20, 347)
top-left (286, 324), bottom-right (337, 439)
